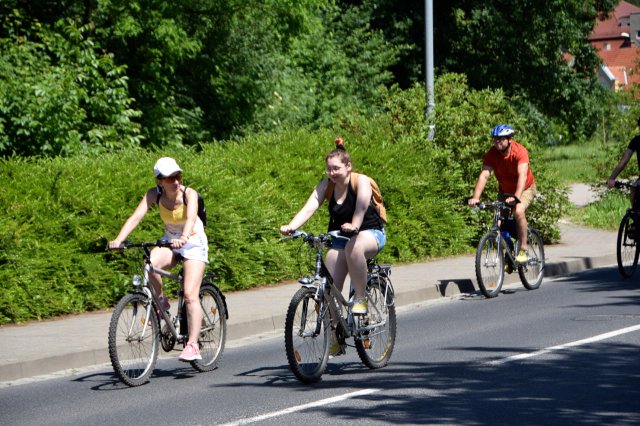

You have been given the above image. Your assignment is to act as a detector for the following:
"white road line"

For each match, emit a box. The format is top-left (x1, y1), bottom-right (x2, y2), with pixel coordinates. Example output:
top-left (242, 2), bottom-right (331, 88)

top-left (219, 388), bottom-right (381, 426)
top-left (488, 324), bottom-right (640, 366)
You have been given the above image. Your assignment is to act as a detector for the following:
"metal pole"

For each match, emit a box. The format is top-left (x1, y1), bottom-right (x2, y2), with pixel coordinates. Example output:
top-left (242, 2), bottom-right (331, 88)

top-left (425, 0), bottom-right (435, 140)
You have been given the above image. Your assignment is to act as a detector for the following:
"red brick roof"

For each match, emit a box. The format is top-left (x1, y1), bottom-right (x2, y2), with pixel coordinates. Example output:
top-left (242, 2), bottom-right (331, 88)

top-left (590, 1), bottom-right (640, 89)
top-left (591, 1), bottom-right (640, 40)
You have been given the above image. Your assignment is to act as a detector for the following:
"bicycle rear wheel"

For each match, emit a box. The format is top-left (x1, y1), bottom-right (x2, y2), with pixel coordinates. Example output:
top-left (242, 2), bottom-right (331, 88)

top-left (475, 233), bottom-right (505, 298)
top-left (108, 293), bottom-right (159, 386)
top-left (355, 275), bottom-right (396, 369)
top-left (518, 228), bottom-right (545, 290)
top-left (617, 212), bottom-right (639, 278)
top-left (191, 284), bottom-right (227, 372)
top-left (284, 287), bottom-right (329, 383)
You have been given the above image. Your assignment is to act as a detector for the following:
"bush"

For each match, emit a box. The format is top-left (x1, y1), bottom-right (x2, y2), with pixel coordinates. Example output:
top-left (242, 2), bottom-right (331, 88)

top-left (0, 76), bottom-right (568, 324)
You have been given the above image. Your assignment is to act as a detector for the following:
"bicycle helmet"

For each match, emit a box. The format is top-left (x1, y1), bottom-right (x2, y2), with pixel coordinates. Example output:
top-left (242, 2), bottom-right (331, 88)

top-left (491, 124), bottom-right (515, 138)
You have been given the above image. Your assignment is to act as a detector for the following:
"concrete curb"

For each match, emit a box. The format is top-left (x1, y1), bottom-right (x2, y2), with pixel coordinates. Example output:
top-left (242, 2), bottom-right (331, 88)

top-left (435, 253), bottom-right (617, 298)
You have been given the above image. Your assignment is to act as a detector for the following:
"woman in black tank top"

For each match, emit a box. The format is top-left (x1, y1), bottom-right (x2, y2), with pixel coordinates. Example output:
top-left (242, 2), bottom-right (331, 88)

top-left (280, 138), bottom-right (386, 318)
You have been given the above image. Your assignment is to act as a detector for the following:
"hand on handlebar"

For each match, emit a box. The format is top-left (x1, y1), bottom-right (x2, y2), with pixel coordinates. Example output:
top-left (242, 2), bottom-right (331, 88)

top-left (468, 198), bottom-right (480, 207)
top-left (170, 237), bottom-right (186, 249)
top-left (504, 196), bottom-right (518, 206)
top-left (108, 240), bottom-right (125, 250)
top-left (280, 225), bottom-right (294, 236)
top-left (340, 223), bottom-right (359, 235)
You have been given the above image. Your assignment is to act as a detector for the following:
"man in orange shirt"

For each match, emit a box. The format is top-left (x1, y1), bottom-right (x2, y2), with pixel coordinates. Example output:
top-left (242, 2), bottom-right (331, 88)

top-left (468, 124), bottom-right (537, 263)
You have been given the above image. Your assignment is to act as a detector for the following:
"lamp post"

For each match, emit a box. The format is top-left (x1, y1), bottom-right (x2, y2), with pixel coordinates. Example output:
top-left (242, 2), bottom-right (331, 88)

top-left (425, 0), bottom-right (435, 140)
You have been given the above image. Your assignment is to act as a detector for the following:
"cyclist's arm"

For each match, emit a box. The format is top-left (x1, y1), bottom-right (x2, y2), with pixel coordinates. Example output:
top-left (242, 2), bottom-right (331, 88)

top-left (513, 162), bottom-right (529, 202)
top-left (607, 149), bottom-right (634, 188)
top-left (469, 167), bottom-right (492, 206)
top-left (342, 174), bottom-right (371, 233)
top-left (280, 180), bottom-right (327, 235)
top-left (109, 189), bottom-right (155, 248)
top-left (180, 187), bottom-right (199, 242)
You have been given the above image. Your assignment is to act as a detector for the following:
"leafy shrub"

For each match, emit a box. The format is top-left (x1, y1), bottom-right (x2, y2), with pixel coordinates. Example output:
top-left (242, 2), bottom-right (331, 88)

top-left (0, 76), bottom-right (568, 324)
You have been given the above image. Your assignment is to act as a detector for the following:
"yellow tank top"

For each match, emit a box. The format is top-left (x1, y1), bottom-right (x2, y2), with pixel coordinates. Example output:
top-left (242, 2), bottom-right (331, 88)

top-left (157, 190), bottom-right (204, 237)
top-left (158, 201), bottom-right (189, 237)
top-left (159, 201), bottom-right (187, 225)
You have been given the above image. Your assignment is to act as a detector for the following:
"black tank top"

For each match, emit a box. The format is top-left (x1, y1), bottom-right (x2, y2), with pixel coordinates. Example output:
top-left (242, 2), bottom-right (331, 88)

top-left (328, 179), bottom-right (383, 232)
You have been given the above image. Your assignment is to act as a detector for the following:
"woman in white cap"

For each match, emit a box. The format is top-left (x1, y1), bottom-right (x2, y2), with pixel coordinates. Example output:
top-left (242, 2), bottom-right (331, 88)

top-left (109, 157), bottom-right (208, 361)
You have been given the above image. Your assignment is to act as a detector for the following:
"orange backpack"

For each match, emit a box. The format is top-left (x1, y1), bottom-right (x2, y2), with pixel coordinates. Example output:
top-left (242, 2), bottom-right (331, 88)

top-left (324, 172), bottom-right (387, 223)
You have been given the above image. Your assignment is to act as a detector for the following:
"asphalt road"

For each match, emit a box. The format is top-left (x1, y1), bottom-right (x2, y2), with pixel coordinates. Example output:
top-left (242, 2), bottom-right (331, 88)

top-left (1, 266), bottom-right (639, 426)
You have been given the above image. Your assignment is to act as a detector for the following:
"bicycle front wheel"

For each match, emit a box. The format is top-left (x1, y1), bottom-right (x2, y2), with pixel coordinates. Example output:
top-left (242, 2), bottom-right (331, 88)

top-left (617, 212), bottom-right (639, 278)
top-left (355, 275), bottom-right (396, 369)
top-left (284, 287), bottom-right (330, 383)
top-left (108, 293), bottom-right (159, 387)
top-left (191, 284), bottom-right (227, 372)
top-left (475, 233), bottom-right (505, 298)
top-left (518, 228), bottom-right (545, 290)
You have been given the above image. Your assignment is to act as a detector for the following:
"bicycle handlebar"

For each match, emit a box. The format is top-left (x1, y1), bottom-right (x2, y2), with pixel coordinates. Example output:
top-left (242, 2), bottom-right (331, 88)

top-left (279, 230), bottom-right (351, 247)
top-left (473, 193), bottom-right (521, 211)
top-left (107, 239), bottom-right (173, 251)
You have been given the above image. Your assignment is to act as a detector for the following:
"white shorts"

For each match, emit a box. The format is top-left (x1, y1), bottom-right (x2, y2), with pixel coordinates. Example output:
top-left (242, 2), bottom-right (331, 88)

top-left (164, 231), bottom-right (209, 264)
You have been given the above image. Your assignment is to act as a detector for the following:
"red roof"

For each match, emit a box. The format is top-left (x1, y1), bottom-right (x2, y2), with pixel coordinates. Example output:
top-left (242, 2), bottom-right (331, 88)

top-left (590, 1), bottom-right (640, 89)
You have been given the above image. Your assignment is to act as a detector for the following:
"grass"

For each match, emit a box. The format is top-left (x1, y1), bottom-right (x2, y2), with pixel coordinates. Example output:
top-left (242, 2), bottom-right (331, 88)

top-left (541, 138), bottom-right (636, 230)
top-left (541, 139), bottom-right (605, 184)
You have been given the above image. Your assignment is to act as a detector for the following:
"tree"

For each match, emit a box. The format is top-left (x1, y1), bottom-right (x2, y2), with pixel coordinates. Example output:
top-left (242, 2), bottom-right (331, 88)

top-left (0, 9), bottom-right (142, 156)
top-left (345, 0), bottom-right (620, 142)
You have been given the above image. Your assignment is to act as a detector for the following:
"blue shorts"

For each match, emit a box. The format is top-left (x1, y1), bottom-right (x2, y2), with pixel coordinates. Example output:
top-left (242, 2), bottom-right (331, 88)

top-left (330, 228), bottom-right (386, 253)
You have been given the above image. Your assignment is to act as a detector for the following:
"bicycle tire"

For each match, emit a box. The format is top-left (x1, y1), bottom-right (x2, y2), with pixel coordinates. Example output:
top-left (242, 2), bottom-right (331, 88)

top-left (108, 293), bottom-right (159, 387)
top-left (617, 212), bottom-right (639, 278)
top-left (191, 284), bottom-right (227, 372)
top-left (284, 287), bottom-right (329, 383)
top-left (355, 276), bottom-right (396, 369)
top-left (518, 228), bottom-right (545, 290)
top-left (475, 233), bottom-right (505, 298)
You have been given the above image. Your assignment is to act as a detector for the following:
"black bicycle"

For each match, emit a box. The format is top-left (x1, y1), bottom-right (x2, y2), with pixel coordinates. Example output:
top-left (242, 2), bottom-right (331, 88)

top-left (107, 240), bottom-right (228, 386)
top-left (281, 230), bottom-right (396, 383)
top-left (474, 198), bottom-right (545, 298)
top-left (614, 181), bottom-right (640, 278)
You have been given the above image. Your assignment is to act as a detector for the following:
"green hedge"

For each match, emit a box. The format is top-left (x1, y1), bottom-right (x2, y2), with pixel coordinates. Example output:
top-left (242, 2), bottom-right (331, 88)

top-left (0, 75), bottom-right (569, 324)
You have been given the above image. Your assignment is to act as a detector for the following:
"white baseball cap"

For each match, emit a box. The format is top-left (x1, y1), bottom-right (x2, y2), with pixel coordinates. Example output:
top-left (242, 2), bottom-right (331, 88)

top-left (153, 157), bottom-right (183, 178)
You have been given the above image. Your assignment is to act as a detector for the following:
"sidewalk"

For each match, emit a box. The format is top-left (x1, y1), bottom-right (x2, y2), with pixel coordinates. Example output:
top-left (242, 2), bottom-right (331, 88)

top-left (0, 218), bottom-right (619, 384)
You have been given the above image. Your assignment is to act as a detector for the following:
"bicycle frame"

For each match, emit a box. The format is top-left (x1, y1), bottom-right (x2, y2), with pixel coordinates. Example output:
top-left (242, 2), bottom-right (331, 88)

top-left (139, 261), bottom-right (183, 338)
top-left (294, 233), bottom-right (389, 341)
top-left (480, 200), bottom-right (519, 267)
top-left (123, 242), bottom-right (192, 344)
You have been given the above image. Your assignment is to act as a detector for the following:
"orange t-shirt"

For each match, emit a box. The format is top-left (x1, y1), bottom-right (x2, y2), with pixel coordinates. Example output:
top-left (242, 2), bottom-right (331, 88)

top-left (482, 141), bottom-right (535, 194)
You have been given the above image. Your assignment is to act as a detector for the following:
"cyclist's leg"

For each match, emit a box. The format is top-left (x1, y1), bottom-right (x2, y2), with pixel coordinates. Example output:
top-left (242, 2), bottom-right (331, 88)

top-left (344, 232), bottom-right (379, 300)
top-left (149, 247), bottom-right (177, 298)
top-left (325, 248), bottom-right (348, 293)
top-left (182, 259), bottom-right (206, 346)
top-left (515, 185), bottom-right (537, 251)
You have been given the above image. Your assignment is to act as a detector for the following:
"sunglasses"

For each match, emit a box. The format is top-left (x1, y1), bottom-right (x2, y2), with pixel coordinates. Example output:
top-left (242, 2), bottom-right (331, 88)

top-left (159, 173), bottom-right (182, 181)
top-left (493, 136), bottom-right (510, 142)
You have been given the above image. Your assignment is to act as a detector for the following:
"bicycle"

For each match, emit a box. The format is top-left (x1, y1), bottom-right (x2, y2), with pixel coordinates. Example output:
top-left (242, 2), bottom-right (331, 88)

top-left (474, 197), bottom-right (545, 298)
top-left (107, 239), bottom-right (228, 386)
top-left (281, 230), bottom-right (396, 383)
top-left (614, 181), bottom-right (639, 278)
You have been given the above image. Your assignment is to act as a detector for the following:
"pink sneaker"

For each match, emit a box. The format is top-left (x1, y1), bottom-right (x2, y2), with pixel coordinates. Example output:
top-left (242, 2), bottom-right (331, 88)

top-left (179, 342), bottom-right (202, 361)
